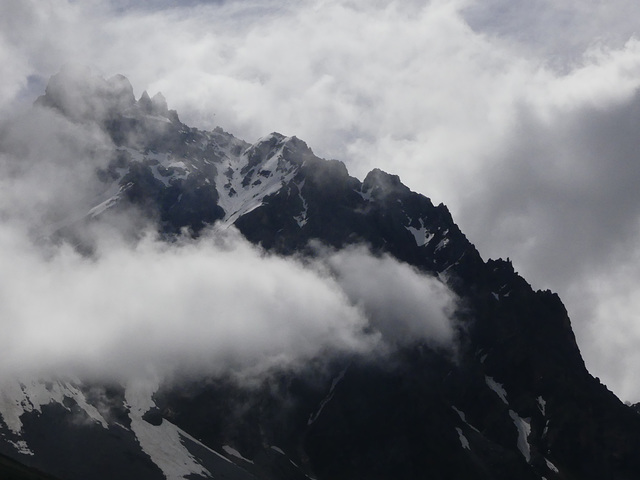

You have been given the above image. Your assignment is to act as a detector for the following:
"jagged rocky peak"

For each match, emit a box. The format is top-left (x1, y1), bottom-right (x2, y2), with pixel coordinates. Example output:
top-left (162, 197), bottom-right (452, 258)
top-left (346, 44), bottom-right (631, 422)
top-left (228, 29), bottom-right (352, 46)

top-left (362, 168), bottom-right (410, 198)
top-left (281, 134), bottom-right (314, 156)
top-left (137, 90), bottom-right (176, 120)
top-left (242, 133), bottom-right (313, 174)
top-left (137, 90), bottom-right (153, 112)
top-left (35, 64), bottom-right (136, 122)
top-left (151, 92), bottom-right (168, 112)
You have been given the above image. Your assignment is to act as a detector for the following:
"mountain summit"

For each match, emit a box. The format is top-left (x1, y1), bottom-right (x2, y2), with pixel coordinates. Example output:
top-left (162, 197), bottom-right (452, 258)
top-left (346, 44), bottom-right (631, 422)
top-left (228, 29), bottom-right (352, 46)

top-left (1, 69), bottom-right (640, 480)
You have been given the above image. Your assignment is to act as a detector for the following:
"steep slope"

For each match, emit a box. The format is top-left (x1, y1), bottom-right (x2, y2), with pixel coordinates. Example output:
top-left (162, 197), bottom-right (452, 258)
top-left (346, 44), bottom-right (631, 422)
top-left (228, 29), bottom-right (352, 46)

top-left (0, 452), bottom-right (61, 480)
top-left (1, 67), bottom-right (640, 480)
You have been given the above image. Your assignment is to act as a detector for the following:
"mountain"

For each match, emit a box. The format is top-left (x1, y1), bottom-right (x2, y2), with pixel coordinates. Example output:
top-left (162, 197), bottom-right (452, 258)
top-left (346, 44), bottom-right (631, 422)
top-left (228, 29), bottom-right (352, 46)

top-left (1, 65), bottom-right (640, 479)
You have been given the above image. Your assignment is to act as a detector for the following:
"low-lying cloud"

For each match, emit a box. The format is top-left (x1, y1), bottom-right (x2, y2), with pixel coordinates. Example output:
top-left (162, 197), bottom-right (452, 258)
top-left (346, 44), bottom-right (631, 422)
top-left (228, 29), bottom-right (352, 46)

top-left (0, 224), bottom-right (459, 383)
top-left (0, 225), bottom-right (367, 381)
top-left (321, 245), bottom-right (457, 346)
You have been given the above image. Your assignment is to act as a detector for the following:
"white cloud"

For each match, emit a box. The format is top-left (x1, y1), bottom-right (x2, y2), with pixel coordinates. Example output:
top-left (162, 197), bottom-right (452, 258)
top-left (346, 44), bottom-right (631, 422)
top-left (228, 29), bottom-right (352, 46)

top-left (0, 222), bottom-right (462, 383)
top-left (3, 0), bottom-right (640, 399)
top-left (0, 225), bottom-right (370, 381)
top-left (322, 245), bottom-right (458, 347)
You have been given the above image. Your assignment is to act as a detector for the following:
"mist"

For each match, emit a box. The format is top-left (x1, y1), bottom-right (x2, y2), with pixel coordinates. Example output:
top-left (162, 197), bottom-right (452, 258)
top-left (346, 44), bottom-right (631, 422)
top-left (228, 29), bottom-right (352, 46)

top-left (4, 0), bottom-right (640, 400)
top-left (0, 101), bottom-right (460, 385)
top-left (0, 225), bottom-right (461, 384)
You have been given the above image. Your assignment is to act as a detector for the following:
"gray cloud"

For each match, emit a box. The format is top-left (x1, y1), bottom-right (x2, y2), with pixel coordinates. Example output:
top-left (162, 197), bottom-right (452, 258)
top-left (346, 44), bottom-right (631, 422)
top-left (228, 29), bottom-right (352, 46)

top-left (0, 225), bottom-right (373, 382)
top-left (0, 222), bottom-right (460, 383)
top-left (3, 0), bottom-right (640, 399)
top-left (0, 105), bottom-right (115, 230)
top-left (462, 0), bottom-right (640, 68)
top-left (321, 245), bottom-right (458, 348)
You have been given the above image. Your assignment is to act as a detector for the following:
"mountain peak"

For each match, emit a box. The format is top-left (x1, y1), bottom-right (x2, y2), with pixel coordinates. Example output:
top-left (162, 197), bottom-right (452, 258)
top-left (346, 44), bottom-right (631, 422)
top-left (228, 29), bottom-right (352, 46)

top-left (362, 168), bottom-right (409, 197)
top-left (35, 65), bottom-right (135, 122)
top-left (6, 69), bottom-right (640, 480)
top-left (136, 89), bottom-right (175, 120)
top-left (138, 90), bottom-right (152, 110)
top-left (151, 92), bottom-right (168, 112)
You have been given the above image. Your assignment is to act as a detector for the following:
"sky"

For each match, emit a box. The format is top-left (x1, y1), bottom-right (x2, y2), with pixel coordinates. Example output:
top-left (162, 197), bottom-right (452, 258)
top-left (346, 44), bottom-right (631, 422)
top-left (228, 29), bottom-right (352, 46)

top-left (2, 0), bottom-right (640, 400)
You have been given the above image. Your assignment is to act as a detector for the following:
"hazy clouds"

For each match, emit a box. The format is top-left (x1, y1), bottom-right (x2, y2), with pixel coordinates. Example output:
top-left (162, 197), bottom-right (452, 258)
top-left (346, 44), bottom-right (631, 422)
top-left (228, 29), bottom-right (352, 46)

top-left (0, 99), bottom-right (459, 383)
top-left (3, 0), bottom-right (640, 399)
top-left (0, 226), bottom-right (368, 381)
top-left (322, 246), bottom-right (457, 346)
top-left (0, 225), bottom-right (459, 383)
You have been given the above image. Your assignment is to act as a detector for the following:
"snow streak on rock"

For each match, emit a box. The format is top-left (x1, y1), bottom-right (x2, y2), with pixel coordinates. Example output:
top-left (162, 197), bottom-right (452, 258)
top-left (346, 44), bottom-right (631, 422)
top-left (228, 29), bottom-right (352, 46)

top-left (0, 378), bottom-right (107, 435)
top-left (124, 380), bottom-right (212, 480)
top-left (485, 376), bottom-right (508, 404)
top-left (455, 427), bottom-right (471, 450)
top-left (508, 410), bottom-right (531, 463)
top-left (0, 378), bottom-right (108, 456)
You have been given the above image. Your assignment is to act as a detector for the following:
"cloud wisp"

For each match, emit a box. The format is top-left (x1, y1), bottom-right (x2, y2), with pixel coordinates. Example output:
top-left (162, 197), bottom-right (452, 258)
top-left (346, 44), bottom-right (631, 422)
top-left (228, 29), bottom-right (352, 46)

top-left (320, 245), bottom-right (457, 347)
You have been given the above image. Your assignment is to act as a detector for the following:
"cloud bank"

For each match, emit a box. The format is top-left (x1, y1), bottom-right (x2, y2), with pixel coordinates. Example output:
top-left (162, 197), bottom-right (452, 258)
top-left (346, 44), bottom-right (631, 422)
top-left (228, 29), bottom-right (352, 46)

top-left (3, 0), bottom-right (640, 399)
top-left (0, 226), bottom-right (365, 381)
top-left (0, 225), bottom-right (458, 383)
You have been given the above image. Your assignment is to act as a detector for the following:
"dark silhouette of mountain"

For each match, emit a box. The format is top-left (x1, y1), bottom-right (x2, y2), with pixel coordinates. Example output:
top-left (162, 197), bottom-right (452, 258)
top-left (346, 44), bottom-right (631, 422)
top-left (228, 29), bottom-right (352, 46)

top-left (2, 66), bottom-right (640, 479)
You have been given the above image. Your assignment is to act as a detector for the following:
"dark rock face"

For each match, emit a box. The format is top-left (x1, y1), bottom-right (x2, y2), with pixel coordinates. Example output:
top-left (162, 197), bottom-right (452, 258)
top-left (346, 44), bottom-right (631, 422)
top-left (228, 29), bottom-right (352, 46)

top-left (2, 68), bottom-right (640, 480)
top-left (0, 452), bottom-right (62, 480)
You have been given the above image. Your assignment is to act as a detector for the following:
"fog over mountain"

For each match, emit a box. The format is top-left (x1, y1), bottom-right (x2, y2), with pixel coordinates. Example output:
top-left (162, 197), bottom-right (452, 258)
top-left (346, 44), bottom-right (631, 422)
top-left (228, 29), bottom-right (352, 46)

top-left (2, 0), bottom-right (640, 403)
top-left (0, 73), bottom-right (459, 385)
top-left (2, 59), bottom-right (640, 480)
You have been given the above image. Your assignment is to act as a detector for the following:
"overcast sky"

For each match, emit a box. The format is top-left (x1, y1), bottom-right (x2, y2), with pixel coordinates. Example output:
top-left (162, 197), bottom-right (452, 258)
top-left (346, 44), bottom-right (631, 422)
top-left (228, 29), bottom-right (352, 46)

top-left (2, 0), bottom-right (640, 400)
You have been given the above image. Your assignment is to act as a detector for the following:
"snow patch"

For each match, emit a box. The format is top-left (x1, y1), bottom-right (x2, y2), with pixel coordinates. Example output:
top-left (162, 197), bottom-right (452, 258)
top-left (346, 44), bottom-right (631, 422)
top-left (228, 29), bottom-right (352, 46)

top-left (406, 218), bottom-right (434, 247)
top-left (356, 188), bottom-right (373, 202)
top-left (485, 376), bottom-right (508, 404)
top-left (149, 164), bottom-right (172, 187)
top-left (293, 180), bottom-right (308, 227)
top-left (214, 139), bottom-right (298, 227)
top-left (8, 440), bottom-right (33, 456)
top-left (270, 445), bottom-right (285, 455)
top-left (452, 406), bottom-right (479, 432)
top-left (537, 396), bottom-right (546, 416)
top-left (452, 406), bottom-right (467, 422)
top-left (223, 445), bottom-right (254, 464)
top-left (0, 378), bottom-right (107, 436)
top-left (509, 410), bottom-right (531, 462)
top-left (308, 368), bottom-right (348, 425)
top-left (545, 458), bottom-right (559, 473)
top-left (435, 237), bottom-right (450, 252)
top-left (125, 380), bottom-right (212, 479)
top-left (87, 182), bottom-right (132, 217)
top-left (456, 427), bottom-right (471, 450)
